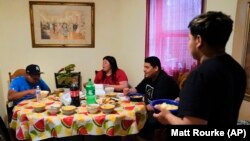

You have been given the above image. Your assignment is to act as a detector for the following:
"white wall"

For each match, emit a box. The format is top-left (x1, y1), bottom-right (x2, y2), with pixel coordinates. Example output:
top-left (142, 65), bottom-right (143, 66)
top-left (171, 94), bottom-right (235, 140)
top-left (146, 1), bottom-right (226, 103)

top-left (0, 0), bottom-right (146, 120)
top-left (205, 0), bottom-right (238, 54)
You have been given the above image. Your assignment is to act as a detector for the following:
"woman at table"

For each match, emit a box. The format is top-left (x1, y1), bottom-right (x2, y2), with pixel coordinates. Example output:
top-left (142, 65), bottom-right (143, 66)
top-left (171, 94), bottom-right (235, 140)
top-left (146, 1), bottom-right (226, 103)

top-left (94, 56), bottom-right (129, 92)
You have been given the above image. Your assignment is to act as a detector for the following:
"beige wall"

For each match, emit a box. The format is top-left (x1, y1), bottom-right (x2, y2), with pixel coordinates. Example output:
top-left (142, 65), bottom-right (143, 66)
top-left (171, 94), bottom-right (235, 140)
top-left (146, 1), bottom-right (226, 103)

top-left (1, 0), bottom-right (249, 122)
top-left (205, 0), bottom-right (237, 54)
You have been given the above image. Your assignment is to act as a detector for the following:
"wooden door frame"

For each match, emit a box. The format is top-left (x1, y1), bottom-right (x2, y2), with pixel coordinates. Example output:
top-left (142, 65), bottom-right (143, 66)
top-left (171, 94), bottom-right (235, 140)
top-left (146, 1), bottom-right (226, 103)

top-left (233, 0), bottom-right (250, 101)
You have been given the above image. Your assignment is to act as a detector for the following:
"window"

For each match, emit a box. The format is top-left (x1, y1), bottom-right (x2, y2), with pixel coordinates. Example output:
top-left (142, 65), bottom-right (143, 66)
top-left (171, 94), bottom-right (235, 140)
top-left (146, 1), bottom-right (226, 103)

top-left (146, 0), bottom-right (203, 79)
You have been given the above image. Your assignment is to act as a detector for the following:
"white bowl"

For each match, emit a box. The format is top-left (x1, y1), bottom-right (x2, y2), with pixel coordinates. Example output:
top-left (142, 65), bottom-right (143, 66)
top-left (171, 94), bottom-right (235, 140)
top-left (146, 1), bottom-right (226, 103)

top-left (105, 92), bottom-right (117, 97)
top-left (104, 87), bottom-right (114, 94)
top-left (41, 90), bottom-right (49, 98)
top-left (33, 102), bottom-right (46, 113)
top-left (47, 106), bottom-right (59, 115)
top-left (87, 104), bottom-right (100, 114)
top-left (101, 104), bottom-right (115, 114)
top-left (62, 105), bottom-right (76, 115)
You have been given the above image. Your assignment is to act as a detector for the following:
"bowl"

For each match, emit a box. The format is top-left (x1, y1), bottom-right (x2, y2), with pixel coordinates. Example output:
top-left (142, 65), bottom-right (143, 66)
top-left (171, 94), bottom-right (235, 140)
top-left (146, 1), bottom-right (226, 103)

top-left (47, 106), bottom-right (59, 115)
top-left (101, 104), bottom-right (115, 114)
top-left (128, 93), bottom-right (144, 102)
top-left (62, 105), bottom-right (76, 115)
top-left (105, 92), bottom-right (117, 97)
top-left (150, 99), bottom-right (179, 113)
top-left (33, 102), bottom-right (46, 112)
top-left (87, 104), bottom-right (100, 114)
top-left (104, 87), bottom-right (115, 94)
top-left (102, 97), bottom-right (119, 106)
top-left (123, 103), bottom-right (135, 110)
top-left (41, 90), bottom-right (49, 98)
top-left (51, 103), bottom-right (61, 109)
top-left (54, 88), bottom-right (64, 96)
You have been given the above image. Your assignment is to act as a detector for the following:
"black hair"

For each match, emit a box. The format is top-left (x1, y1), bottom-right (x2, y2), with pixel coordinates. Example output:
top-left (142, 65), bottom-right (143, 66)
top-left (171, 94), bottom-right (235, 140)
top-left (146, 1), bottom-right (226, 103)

top-left (102, 56), bottom-right (118, 82)
top-left (188, 11), bottom-right (233, 49)
top-left (145, 56), bottom-right (161, 70)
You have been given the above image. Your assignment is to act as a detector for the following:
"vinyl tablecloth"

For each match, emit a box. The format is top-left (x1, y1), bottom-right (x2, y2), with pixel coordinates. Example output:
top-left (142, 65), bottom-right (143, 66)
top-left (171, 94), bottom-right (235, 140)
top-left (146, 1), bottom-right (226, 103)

top-left (10, 98), bottom-right (147, 141)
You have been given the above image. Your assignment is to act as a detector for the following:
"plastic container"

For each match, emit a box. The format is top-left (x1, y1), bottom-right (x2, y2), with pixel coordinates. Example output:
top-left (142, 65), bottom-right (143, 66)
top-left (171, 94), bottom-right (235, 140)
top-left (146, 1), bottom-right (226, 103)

top-left (36, 86), bottom-right (41, 102)
top-left (70, 78), bottom-right (80, 107)
top-left (85, 78), bottom-right (96, 105)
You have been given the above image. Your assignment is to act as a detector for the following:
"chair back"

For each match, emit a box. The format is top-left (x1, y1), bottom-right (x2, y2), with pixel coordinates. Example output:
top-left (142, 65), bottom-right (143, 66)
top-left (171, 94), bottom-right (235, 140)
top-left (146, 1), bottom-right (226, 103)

top-left (7, 69), bottom-right (26, 124)
top-left (55, 72), bottom-right (82, 90)
top-left (8, 69), bottom-right (26, 83)
top-left (176, 72), bottom-right (190, 90)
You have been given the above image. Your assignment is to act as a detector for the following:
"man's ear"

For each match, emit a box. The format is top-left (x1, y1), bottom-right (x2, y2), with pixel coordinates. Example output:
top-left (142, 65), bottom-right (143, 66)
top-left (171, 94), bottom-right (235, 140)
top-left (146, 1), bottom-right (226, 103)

top-left (154, 66), bottom-right (159, 71)
top-left (196, 35), bottom-right (203, 49)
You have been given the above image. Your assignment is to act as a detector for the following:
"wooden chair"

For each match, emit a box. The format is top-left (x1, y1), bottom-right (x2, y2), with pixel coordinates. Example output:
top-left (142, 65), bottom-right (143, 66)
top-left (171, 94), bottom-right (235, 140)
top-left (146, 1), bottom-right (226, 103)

top-left (8, 69), bottom-right (26, 84)
top-left (176, 72), bottom-right (190, 90)
top-left (7, 69), bottom-right (26, 124)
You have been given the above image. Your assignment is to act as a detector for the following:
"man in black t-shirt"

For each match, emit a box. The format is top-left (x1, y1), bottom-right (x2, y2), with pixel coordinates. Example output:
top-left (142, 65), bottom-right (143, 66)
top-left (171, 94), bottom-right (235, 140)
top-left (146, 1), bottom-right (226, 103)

top-left (124, 56), bottom-right (179, 104)
top-left (153, 11), bottom-right (246, 125)
top-left (124, 56), bottom-right (180, 140)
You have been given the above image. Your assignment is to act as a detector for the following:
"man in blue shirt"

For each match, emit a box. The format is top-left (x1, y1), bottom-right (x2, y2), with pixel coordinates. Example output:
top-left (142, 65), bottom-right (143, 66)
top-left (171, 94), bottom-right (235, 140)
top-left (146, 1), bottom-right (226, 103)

top-left (8, 64), bottom-right (50, 105)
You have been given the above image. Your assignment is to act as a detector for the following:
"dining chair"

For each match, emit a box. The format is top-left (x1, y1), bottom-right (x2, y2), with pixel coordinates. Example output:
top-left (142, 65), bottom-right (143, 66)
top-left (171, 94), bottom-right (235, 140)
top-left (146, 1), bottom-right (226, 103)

top-left (7, 69), bottom-right (26, 124)
top-left (176, 72), bottom-right (190, 90)
top-left (8, 69), bottom-right (26, 84)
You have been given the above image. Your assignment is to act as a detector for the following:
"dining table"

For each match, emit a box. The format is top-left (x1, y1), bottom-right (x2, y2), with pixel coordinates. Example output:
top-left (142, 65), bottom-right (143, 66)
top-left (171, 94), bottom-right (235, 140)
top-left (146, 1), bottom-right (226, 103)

top-left (9, 93), bottom-right (147, 141)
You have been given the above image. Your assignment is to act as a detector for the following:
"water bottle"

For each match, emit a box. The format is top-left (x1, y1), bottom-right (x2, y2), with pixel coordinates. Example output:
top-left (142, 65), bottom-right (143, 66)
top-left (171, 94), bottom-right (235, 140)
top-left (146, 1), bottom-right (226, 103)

top-left (36, 86), bottom-right (41, 102)
top-left (85, 78), bottom-right (96, 105)
top-left (70, 78), bottom-right (80, 107)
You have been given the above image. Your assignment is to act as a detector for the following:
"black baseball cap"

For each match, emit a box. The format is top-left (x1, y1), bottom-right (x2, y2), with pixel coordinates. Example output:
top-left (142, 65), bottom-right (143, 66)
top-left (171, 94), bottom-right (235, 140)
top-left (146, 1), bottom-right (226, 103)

top-left (26, 64), bottom-right (44, 75)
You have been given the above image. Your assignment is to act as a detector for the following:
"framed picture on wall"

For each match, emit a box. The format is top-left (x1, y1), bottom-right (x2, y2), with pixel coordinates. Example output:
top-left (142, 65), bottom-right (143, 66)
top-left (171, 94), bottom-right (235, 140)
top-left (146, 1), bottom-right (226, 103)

top-left (29, 1), bottom-right (95, 48)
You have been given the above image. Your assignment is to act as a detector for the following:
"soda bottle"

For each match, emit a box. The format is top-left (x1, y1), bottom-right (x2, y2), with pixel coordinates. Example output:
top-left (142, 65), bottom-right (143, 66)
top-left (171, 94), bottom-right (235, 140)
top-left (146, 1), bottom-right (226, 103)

top-left (70, 78), bottom-right (80, 107)
top-left (36, 86), bottom-right (41, 102)
top-left (85, 78), bottom-right (96, 105)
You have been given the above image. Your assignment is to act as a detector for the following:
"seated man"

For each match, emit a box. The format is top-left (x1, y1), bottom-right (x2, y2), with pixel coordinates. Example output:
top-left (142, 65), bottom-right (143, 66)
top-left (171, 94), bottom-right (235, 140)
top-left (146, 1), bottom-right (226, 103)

top-left (8, 64), bottom-right (51, 106)
top-left (124, 56), bottom-right (180, 141)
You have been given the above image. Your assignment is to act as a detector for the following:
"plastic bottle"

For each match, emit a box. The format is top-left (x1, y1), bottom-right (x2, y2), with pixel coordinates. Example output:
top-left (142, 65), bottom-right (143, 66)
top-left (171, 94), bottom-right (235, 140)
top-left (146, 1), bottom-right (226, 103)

top-left (36, 86), bottom-right (41, 102)
top-left (85, 78), bottom-right (96, 105)
top-left (70, 78), bottom-right (80, 107)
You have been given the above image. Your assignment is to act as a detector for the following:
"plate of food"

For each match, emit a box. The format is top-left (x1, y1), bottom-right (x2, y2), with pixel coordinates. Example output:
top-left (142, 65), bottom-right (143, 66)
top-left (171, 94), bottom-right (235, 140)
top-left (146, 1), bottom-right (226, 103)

top-left (150, 99), bottom-right (179, 113)
top-left (101, 97), bottom-right (119, 106)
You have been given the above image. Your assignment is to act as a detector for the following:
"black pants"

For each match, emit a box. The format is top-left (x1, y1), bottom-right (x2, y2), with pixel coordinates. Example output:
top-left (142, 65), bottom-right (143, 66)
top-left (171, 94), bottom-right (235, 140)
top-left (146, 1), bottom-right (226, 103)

top-left (138, 112), bottom-right (166, 141)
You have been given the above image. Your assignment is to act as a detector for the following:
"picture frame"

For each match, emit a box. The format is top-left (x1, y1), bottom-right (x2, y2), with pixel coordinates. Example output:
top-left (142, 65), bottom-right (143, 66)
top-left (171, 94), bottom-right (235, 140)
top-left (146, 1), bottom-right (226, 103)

top-left (29, 1), bottom-right (95, 48)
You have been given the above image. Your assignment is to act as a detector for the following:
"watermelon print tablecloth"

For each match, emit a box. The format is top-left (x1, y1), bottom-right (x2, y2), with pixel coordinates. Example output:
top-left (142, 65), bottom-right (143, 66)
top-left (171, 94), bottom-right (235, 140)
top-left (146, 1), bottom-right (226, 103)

top-left (10, 98), bottom-right (147, 141)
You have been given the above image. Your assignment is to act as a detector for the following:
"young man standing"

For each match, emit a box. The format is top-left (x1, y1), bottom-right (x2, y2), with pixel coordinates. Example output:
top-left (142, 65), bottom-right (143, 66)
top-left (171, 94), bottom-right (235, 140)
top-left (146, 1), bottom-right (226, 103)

top-left (154, 11), bottom-right (246, 125)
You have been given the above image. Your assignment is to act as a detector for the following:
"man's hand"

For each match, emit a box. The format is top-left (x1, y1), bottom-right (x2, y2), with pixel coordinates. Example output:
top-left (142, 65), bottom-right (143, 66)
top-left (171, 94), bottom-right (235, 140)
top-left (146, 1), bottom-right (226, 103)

top-left (27, 89), bottom-right (36, 95)
top-left (146, 104), bottom-right (154, 111)
top-left (153, 104), bottom-right (171, 125)
top-left (123, 88), bottom-right (129, 95)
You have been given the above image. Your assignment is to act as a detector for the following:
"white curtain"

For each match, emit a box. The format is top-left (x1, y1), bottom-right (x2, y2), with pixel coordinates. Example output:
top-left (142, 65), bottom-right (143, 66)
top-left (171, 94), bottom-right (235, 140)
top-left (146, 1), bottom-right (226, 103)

top-left (147, 0), bottom-right (202, 79)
